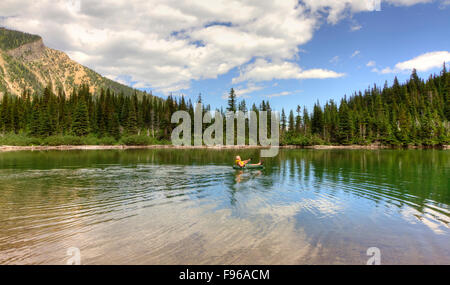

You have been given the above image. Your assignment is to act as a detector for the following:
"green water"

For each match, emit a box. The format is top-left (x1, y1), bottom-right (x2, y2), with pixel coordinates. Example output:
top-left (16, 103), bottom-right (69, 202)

top-left (0, 149), bottom-right (448, 264)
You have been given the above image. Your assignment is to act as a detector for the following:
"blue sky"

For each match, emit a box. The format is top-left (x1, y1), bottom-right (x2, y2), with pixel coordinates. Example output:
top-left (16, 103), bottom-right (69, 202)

top-left (1, 0), bottom-right (449, 112)
top-left (180, 2), bottom-right (450, 112)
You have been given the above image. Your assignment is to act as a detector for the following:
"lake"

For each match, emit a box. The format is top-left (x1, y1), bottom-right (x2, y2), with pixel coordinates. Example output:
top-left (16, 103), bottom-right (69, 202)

top-left (0, 149), bottom-right (448, 264)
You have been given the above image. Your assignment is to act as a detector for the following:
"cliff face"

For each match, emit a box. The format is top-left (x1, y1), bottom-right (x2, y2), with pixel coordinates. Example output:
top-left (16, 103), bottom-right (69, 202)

top-left (6, 38), bottom-right (46, 61)
top-left (0, 28), bottom-right (140, 98)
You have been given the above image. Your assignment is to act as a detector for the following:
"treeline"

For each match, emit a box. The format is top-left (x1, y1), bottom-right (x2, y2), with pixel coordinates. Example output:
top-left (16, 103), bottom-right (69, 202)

top-left (222, 66), bottom-right (449, 146)
top-left (277, 66), bottom-right (450, 146)
top-left (0, 84), bottom-right (182, 145)
top-left (0, 66), bottom-right (449, 147)
top-left (0, 82), bottom-right (219, 146)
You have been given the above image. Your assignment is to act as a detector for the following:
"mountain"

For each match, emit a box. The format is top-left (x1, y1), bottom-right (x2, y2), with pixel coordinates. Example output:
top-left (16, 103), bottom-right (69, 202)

top-left (0, 27), bottom-right (141, 97)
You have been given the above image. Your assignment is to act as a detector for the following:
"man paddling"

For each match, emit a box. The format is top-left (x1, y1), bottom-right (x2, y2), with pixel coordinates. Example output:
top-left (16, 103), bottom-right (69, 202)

top-left (235, 156), bottom-right (262, 168)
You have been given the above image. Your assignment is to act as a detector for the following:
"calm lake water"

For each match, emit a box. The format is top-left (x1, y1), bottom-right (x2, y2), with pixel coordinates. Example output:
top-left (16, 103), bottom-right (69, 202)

top-left (0, 149), bottom-right (448, 264)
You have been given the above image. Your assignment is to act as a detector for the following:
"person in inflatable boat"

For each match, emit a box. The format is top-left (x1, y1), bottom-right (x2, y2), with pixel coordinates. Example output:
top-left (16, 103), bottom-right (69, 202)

top-left (235, 156), bottom-right (263, 168)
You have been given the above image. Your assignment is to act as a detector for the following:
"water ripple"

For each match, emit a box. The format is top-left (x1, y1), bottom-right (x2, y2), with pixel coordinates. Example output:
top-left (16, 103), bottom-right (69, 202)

top-left (0, 149), bottom-right (449, 264)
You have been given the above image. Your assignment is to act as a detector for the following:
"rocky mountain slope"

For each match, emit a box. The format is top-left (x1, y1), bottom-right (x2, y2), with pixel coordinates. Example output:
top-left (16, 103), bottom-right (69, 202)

top-left (0, 27), bottom-right (141, 97)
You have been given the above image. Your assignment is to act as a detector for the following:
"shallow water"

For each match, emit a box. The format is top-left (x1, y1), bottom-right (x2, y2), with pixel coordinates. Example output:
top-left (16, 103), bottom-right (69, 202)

top-left (0, 149), bottom-right (448, 264)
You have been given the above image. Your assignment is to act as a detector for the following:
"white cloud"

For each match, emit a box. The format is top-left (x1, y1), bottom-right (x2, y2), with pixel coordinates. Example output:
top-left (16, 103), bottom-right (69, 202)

top-left (387, 0), bottom-right (433, 6)
top-left (221, 83), bottom-right (265, 99)
top-left (297, 68), bottom-right (346, 79)
top-left (330, 56), bottom-right (340, 64)
top-left (351, 50), bottom-right (361, 58)
top-left (232, 59), bottom-right (345, 83)
top-left (1, 0), bottom-right (318, 93)
top-left (0, 0), bottom-right (442, 93)
top-left (366, 60), bottom-right (376, 67)
top-left (265, 91), bottom-right (293, 98)
top-left (350, 24), bottom-right (362, 31)
top-left (378, 51), bottom-right (450, 74)
top-left (234, 83), bottom-right (264, 98)
top-left (302, 0), bottom-right (435, 24)
top-left (303, 0), bottom-right (376, 24)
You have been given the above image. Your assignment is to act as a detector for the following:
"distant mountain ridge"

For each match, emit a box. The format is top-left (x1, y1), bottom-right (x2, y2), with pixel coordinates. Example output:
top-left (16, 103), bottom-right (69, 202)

top-left (0, 27), bottom-right (143, 97)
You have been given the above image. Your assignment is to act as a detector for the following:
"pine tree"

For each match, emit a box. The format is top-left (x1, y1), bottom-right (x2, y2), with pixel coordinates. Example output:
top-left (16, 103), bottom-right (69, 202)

top-left (311, 102), bottom-right (324, 135)
top-left (280, 108), bottom-right (286, 133)
top-left (1, 93), bottom-right (12, 133)
top-left (227, 88), bottom-right (237, 112)
top-left (109, 112), bottom-right (121, 140)
top-left (379, 113), bottom-right (394, 144)
top-left (12, 99), bottom-right (20, 133)
top-left (288, 110), bottom-right (295, 132)
top-left (96, 89), bottom-right (106, 136)
top-left (57, 89), bottom-right (66, 134)
top-left (39, 105), bottom-right (52, 137)
top-left (303, 107), bottom-right (310, 135)
top-left (295, 105), bottom-right (302, 133)
top-left (72, 98), bottom-right (89, 136)
top-left (338, 100), bottom-right (353, 144)
top-left (120, 95), bottom-right (129, 127)
top-left (444, 64), bottom-right (450, 121)
top-left (396, 104), bottom-right (410, 144)
top-left (238, 100), bottom-right (247, 112)
top-left (127, 96), bottom-right (138, 135)
top-left (29, 97), bottom-right (41, 137)
top-left (324, 100), bottom-right (339, 142)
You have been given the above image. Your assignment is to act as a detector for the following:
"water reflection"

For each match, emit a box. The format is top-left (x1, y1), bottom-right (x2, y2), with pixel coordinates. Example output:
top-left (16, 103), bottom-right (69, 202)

top-left (0, 149), bottom-right (448, 264)
top-left (234, 170), bottom-right (262, 184)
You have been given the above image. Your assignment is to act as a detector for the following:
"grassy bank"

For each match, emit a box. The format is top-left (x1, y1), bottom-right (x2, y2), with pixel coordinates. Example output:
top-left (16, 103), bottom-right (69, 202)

top-left (0, 144), bottom-right (448, 153)
top-left (0, 134), bottom-right (169, 147)
top-left (280, 133), bottom-right (449, 148)
top-left (0, 133), bottom-right (448, 150)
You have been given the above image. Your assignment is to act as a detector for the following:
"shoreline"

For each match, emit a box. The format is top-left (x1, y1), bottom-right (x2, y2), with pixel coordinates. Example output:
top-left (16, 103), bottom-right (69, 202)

top-left (0, 144), bottom-right (448, 152)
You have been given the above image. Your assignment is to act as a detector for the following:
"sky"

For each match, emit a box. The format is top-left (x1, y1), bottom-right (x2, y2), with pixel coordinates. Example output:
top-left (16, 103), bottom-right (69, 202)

top-left (1, 0), bottom-right (450, 112)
